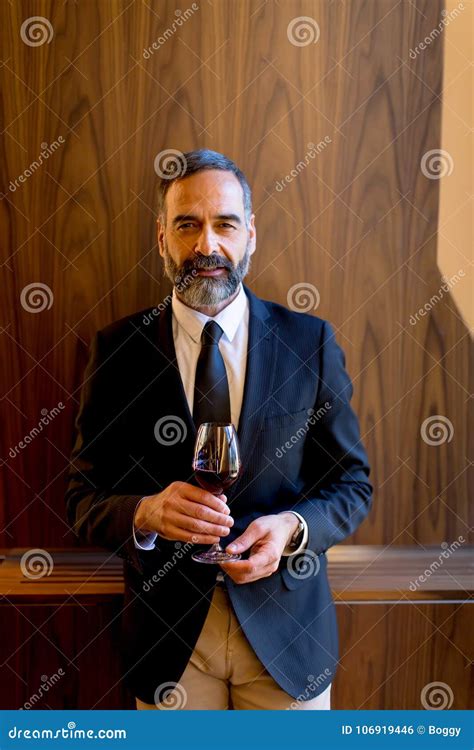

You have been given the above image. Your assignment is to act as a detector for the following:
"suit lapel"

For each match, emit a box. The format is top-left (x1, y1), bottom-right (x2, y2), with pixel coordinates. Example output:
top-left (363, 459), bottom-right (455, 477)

top-left (155, 298), bottom-right (197, 445)
top-left (229, 285), bottom-right (279, 499)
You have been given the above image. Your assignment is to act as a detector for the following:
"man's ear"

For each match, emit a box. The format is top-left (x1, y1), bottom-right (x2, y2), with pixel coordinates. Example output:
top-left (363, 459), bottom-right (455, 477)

top-left (157, 218), bottom-right (165, 257)
top-left (248, 214), bottom-right (257, 256)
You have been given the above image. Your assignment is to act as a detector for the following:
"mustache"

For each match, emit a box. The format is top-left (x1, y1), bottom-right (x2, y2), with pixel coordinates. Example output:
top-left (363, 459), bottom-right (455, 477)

top-left (179, 254), bottom-right (234, 274)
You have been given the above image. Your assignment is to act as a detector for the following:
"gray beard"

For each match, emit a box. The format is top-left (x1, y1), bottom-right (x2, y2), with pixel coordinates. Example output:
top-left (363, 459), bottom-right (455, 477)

top-left (162, 241), bottom-right (252, 308)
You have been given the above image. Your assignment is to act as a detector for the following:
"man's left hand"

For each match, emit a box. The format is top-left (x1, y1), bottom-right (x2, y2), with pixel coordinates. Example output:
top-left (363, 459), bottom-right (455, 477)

top-left (219, 513), bottom-right (299, 584)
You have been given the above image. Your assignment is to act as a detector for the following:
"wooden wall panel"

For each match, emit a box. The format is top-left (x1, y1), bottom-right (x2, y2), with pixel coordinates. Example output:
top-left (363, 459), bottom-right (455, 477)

top-left (1, 0), bottom-right (471, 548)
top-left (0, 602), bottom-right (132, 709)
top-left (334, 602), bottom-right (473, 710)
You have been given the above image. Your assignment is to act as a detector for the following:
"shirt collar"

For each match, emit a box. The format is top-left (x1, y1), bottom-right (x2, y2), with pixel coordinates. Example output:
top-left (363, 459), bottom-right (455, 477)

top-left (171, 283), bottom-right (247, 344)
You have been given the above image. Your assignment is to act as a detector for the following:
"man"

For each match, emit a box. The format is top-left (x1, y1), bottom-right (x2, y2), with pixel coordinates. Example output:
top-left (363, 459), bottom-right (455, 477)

top-left (65, 149), bottom-right (372, 710)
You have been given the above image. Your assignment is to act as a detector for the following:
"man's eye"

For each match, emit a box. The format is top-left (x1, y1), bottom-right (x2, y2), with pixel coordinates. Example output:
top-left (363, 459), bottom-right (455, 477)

top-left (178, 222), bottom-right (234, 230)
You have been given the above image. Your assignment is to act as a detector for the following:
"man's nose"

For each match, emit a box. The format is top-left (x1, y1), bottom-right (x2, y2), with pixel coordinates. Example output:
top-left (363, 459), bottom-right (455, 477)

top-left (195, 227), bottom-right (218, 255)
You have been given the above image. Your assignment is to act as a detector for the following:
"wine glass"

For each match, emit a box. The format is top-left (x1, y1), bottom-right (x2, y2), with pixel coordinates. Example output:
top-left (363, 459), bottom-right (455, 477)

top-left (191, 422), bottom-right (242, 563)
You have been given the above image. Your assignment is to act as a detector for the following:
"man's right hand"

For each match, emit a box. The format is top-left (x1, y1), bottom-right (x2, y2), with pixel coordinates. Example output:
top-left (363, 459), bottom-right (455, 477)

top-left (133, 481), bottom-right (233, 544)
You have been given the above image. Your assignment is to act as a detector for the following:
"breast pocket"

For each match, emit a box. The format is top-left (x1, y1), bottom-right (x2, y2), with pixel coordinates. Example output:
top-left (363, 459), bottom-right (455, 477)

top-left (260, 407), bottom-right (311, 432)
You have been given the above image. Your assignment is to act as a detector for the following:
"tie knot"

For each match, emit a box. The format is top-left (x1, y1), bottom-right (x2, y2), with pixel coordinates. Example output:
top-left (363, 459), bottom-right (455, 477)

top-left (201, 320), bottom-right (224, 346)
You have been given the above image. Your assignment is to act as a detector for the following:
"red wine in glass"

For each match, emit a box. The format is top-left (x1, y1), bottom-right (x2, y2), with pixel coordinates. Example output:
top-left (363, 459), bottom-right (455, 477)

top-left (192, 422), bottom-right (242, 564)
top-left (194, 469), bottom-right (239, 494)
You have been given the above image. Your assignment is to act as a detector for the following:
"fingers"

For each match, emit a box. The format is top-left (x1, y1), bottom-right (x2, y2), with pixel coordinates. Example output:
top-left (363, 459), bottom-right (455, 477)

top-left (220, 542), bottom-right (280, 584)
top-left (225, 524), bottom-right (261, 555)
top-left (179, 498), bottom-right (233, 527)
top-left (181, 484), bottom-right (230, 514)
top-left (156, 482), bottom-right (234, 543)
top-left (163, 526), bottom-right (221, 545)
top-left (220, 558), bottom-right (276, 584)
top-left (177, 513), bottom-right (233, 539)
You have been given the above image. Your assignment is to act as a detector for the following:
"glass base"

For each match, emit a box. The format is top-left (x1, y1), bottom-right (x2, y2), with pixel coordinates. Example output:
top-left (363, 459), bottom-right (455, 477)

top-left (192, 548), bottom-right (241, 564)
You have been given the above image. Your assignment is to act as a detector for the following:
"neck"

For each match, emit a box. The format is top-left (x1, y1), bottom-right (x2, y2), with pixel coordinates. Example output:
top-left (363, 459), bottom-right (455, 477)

top-left (175, 286), bottom-right (240, 316)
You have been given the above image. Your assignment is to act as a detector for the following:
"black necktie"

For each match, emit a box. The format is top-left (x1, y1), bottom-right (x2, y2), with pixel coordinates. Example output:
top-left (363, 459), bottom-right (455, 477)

top-left (193, 320), bottom-right (231, 426)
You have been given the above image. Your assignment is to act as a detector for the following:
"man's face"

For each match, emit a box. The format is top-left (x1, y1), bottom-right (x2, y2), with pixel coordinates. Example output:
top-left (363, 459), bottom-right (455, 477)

top-left (157, 169), bottom-right (256, 308)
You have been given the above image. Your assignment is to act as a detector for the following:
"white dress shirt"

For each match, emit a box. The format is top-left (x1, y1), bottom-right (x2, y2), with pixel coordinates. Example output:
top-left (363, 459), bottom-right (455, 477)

top-left (133, 283), bottom-right (308, 563)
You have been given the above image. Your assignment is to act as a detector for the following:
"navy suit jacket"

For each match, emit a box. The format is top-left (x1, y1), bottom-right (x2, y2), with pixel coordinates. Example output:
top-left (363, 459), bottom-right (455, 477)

top-left (65, 284), bottom-right (372, 704)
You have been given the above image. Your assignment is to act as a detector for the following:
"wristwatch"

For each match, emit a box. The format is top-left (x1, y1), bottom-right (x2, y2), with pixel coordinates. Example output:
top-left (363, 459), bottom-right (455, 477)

top-left (288, 515), bottom-right (305, 550)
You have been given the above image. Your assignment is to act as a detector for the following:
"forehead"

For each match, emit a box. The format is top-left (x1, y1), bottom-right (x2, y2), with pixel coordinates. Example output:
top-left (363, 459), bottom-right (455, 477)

top-left (166, 169), bottom-right (245, 215)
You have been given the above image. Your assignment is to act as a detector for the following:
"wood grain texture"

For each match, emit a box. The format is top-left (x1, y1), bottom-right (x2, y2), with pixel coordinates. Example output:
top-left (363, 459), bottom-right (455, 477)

top-left (1, 546), bottom-right (472, 602)
top-left (334, 602), bottom-right (472, 709)
top-left (0, 0), bottom-right (471, 710)
top-left (0, 546), bottom-right (472, 709)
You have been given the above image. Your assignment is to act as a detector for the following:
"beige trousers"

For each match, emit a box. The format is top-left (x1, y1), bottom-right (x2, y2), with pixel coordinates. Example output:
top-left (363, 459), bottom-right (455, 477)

top-left (136, 583), bottom-right (332, 710)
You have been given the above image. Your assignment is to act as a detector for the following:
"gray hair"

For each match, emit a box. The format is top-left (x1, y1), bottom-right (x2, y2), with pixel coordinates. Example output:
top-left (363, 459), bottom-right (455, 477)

top-left (156, 148), bottom-right (253, 227)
